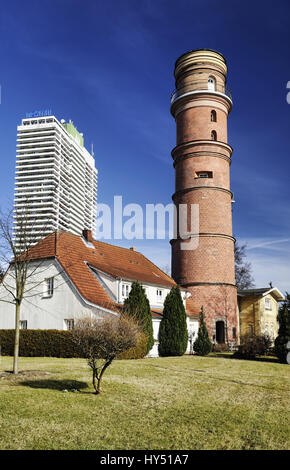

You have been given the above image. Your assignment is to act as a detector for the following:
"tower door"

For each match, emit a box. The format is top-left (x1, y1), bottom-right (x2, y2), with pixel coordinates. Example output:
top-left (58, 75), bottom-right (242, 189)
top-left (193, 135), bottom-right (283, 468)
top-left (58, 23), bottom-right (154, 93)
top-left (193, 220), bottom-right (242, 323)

top-left (216, 321), bottom-right (225, 344)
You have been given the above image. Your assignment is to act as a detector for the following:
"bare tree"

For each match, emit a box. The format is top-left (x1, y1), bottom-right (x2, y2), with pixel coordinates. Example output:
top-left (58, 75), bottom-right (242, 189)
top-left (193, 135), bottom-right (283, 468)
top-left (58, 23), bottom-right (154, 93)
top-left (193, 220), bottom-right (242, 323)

top-left (234, 242), bottom-right (255, 289)
top-left (159, 264), bottom-right (171, 276)
top-left (72, 314), bottom-right (140, 394)
top-left (0, 205), bottom-right (60, 374)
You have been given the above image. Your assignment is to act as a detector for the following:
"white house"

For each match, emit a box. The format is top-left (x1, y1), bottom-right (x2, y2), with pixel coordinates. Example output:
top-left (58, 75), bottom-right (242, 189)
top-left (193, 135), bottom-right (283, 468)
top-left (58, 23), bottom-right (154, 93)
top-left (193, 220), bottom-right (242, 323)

top-left (0, 230), bottom-right (199, 356)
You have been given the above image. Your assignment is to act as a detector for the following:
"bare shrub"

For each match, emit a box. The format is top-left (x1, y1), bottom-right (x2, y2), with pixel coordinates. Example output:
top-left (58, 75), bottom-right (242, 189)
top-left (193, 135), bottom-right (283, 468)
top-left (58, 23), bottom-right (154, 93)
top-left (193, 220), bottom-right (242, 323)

top-left (233, 333), bottom-right (272, 360)
top-left (212, 343), bottom-right (230, 353)
top-left (72, 314), bottom-right (140, 394)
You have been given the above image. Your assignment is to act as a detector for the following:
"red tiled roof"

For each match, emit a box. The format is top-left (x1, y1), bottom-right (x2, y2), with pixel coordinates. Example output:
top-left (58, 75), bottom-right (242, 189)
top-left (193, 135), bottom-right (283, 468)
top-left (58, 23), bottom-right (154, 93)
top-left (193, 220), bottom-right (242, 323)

top-left (151, 309), bottom-right (163, 318)
top-left (25, 231), bottom-right (178, 313)
top-left (185, 297), bottom-right (200, 318)
top-left (151, 300), bottom-right (199, 319)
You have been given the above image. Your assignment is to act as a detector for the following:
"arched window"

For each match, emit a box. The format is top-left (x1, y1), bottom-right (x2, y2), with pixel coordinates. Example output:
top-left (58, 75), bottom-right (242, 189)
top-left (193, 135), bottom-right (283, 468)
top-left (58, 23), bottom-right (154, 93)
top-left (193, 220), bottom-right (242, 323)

top-left (211, 130), bottom-right (217, 141)
top-left (208, 76), bottom-right (216, 91)
top-left (210, 110), bottom-right (217, 122)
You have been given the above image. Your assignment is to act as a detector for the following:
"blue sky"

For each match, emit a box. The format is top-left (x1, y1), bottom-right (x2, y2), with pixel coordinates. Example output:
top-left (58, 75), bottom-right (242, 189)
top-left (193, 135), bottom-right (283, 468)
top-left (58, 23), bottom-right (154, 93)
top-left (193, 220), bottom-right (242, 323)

top-left (0, 0), bottom-right (289, 292)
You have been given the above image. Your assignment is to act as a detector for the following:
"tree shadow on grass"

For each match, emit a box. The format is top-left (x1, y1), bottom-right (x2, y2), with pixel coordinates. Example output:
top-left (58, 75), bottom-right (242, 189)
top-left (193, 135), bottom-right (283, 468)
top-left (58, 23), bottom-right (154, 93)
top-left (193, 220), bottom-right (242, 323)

top-left (209, 353), bottom-right (234, 359)
top-left (209, 353), bottom-right (279, 363)
top-left (20, 379), bottom-right (89, 392)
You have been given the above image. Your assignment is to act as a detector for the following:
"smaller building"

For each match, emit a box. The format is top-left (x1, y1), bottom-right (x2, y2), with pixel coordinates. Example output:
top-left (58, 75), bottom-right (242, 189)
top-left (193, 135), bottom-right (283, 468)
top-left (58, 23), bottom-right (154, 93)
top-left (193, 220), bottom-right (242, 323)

top-left (238, 287), bottom-right (285, 342)
top-left (0, 230), bottom-right (199, 357)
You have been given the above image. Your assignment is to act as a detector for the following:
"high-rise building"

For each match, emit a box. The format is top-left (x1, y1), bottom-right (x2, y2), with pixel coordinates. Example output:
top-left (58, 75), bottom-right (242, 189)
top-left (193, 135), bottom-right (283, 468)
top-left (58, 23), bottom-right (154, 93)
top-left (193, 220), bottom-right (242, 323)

top-left (170, 49), bottom-right (239, 344)
top-left (14, 115), bottom-right (97, 246)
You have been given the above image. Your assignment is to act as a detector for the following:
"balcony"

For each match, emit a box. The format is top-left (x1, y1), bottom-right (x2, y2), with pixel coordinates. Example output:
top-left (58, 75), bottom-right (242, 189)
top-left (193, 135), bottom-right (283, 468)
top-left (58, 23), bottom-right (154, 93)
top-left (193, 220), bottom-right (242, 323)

top-left (170, 80), bottom-right (232, 106)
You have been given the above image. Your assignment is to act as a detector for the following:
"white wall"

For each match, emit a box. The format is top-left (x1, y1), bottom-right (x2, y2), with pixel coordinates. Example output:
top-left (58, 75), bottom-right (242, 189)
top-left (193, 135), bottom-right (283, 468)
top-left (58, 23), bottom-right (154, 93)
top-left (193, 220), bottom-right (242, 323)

top-left (186, 318), bottom-right (199, 354)
top-left (0, 260), bottom-right (199, 358)
top-left (95, 270), bottom-right (118, 301)
top-left (147, 318), bottom-right (161, 357)
top-left (147, 317), bottom-right (199, 357)
top-left (0, 260), bottom-right (107, 330)
top-left (97, 272), bottom-right (188, 309)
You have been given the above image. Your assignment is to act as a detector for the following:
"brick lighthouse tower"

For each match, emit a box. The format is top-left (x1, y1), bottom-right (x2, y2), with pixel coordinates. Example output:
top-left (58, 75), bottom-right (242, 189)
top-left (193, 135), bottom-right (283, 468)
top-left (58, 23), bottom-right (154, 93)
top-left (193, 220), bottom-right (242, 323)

top-left (170, 49), bottom-right (238, 345)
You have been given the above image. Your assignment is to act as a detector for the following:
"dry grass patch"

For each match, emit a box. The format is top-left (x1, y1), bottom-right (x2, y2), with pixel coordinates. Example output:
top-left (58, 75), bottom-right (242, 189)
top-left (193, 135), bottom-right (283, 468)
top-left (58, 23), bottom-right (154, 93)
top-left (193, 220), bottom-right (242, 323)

top-left (0, 355), bottom-right (289, 450)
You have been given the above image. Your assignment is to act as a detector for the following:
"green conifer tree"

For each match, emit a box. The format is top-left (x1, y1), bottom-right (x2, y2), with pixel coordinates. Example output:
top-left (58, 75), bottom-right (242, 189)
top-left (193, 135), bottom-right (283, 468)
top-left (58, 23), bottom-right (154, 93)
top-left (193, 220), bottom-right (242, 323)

top-left (123, 281), bottom-right (154, 355)
top-left (158, 286), bottom-right (188, 357)
top-left (274, 293), bottom-right (290, 363)
top-left (193, 306), bottom-right (212, 356)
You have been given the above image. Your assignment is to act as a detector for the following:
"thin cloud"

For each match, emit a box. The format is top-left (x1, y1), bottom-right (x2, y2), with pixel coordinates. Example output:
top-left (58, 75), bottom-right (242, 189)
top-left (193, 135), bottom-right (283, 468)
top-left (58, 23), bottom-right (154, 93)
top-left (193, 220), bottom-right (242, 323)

top-left (247, 238), bottom-right (290, 251)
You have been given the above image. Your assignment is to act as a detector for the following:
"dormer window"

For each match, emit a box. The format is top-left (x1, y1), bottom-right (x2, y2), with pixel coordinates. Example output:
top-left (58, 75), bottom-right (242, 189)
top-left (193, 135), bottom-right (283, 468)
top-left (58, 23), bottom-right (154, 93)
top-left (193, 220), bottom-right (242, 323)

top-left (210, 110), bottom-right (217, 122)
top-left (122, 283), bottom-right (130, 299)
top-left (208, 77), bottom-right (216, 91)
top-left (211, 130), bottom-right (217, 141)
top-left (156, 289), bottom-right (163, 303)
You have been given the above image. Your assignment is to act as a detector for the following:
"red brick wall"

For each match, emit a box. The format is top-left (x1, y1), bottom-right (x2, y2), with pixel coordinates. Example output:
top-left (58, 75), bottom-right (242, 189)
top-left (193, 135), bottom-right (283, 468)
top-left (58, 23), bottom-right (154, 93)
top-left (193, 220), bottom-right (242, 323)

top-left (176, 106), bottom-right (228, 144)
top-left (171, 50), bottom-right (238, 343)
top-left (187, 284), bottom-right (238, 341)
top-left (171, 236), bottom-right (235, 286)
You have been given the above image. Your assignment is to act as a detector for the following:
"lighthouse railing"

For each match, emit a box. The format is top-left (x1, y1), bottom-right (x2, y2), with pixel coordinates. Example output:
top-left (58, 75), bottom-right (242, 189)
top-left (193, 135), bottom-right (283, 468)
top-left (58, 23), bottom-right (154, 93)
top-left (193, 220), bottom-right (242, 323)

top-left (170, 82), bottom-right (232, 104)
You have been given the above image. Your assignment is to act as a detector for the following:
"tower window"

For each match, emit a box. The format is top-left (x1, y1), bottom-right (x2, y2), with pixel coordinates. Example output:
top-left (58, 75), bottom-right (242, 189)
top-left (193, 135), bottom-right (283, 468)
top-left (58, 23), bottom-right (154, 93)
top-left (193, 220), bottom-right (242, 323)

top-left (196, 171), bottom-right (213, 179)
top-left (211, 130), bottom-right (217, 141)
top-left (208, 77), bottom-right (216, 91)
top-left (210, 110), bottom-right (217, 122)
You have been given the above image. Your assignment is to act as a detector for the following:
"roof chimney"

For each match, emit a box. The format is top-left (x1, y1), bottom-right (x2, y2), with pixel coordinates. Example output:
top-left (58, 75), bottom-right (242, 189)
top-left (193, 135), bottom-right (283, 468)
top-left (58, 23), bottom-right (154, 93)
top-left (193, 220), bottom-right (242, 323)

top-left (130, 246), bottom-right (136, 252)
top-left (82, 229), bottom-right (93, 243)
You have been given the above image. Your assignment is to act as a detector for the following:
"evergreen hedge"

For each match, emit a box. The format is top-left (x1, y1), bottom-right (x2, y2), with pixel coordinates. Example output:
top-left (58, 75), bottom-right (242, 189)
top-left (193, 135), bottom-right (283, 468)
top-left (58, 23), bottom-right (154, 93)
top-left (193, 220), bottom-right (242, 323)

top-left (124, 281), bottom-right (154, 355)
top-left (0, 329), bottom-right (80, 358)
top-left (158, 286), bottom-right (188, 357)
top-left (193, 307), bottom-right (212, 356)
top-left (0, 329), bottom-right (146, 360)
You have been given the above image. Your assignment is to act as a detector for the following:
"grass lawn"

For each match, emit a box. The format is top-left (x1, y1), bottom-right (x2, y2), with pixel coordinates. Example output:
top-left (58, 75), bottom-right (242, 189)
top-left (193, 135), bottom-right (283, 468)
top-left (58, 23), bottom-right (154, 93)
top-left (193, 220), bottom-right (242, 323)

top-left (0, 354), bottom-right (289, 450)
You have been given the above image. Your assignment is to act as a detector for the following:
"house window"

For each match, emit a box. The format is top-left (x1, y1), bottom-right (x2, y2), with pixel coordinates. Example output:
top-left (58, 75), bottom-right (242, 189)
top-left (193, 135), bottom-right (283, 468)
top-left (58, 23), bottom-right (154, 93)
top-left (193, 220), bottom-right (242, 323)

top-left (122, 283), bottom-right (130, 298)
top-left (211, 130), bottom-right (217, 141)
top-left (43, 277), bottom-right (54, 297)
top-left (64, 319), bottom-right (74, 330)
top-left (156, 289), bottom-right (163, 303)
top-left (196, 171), bottom-right (213, 179)
top-left (210, 110), bottom-right (217, 122)
top-left (265, 298), bottom-right (272, 310)
top-left (233, 327), bottom-right (236, 339)
top-left (248, 324), bottom-right (254, 334)
top-left (208, 77), bottom-right (216, 91)
top-left (20, 320), bottom-right (27, 329)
